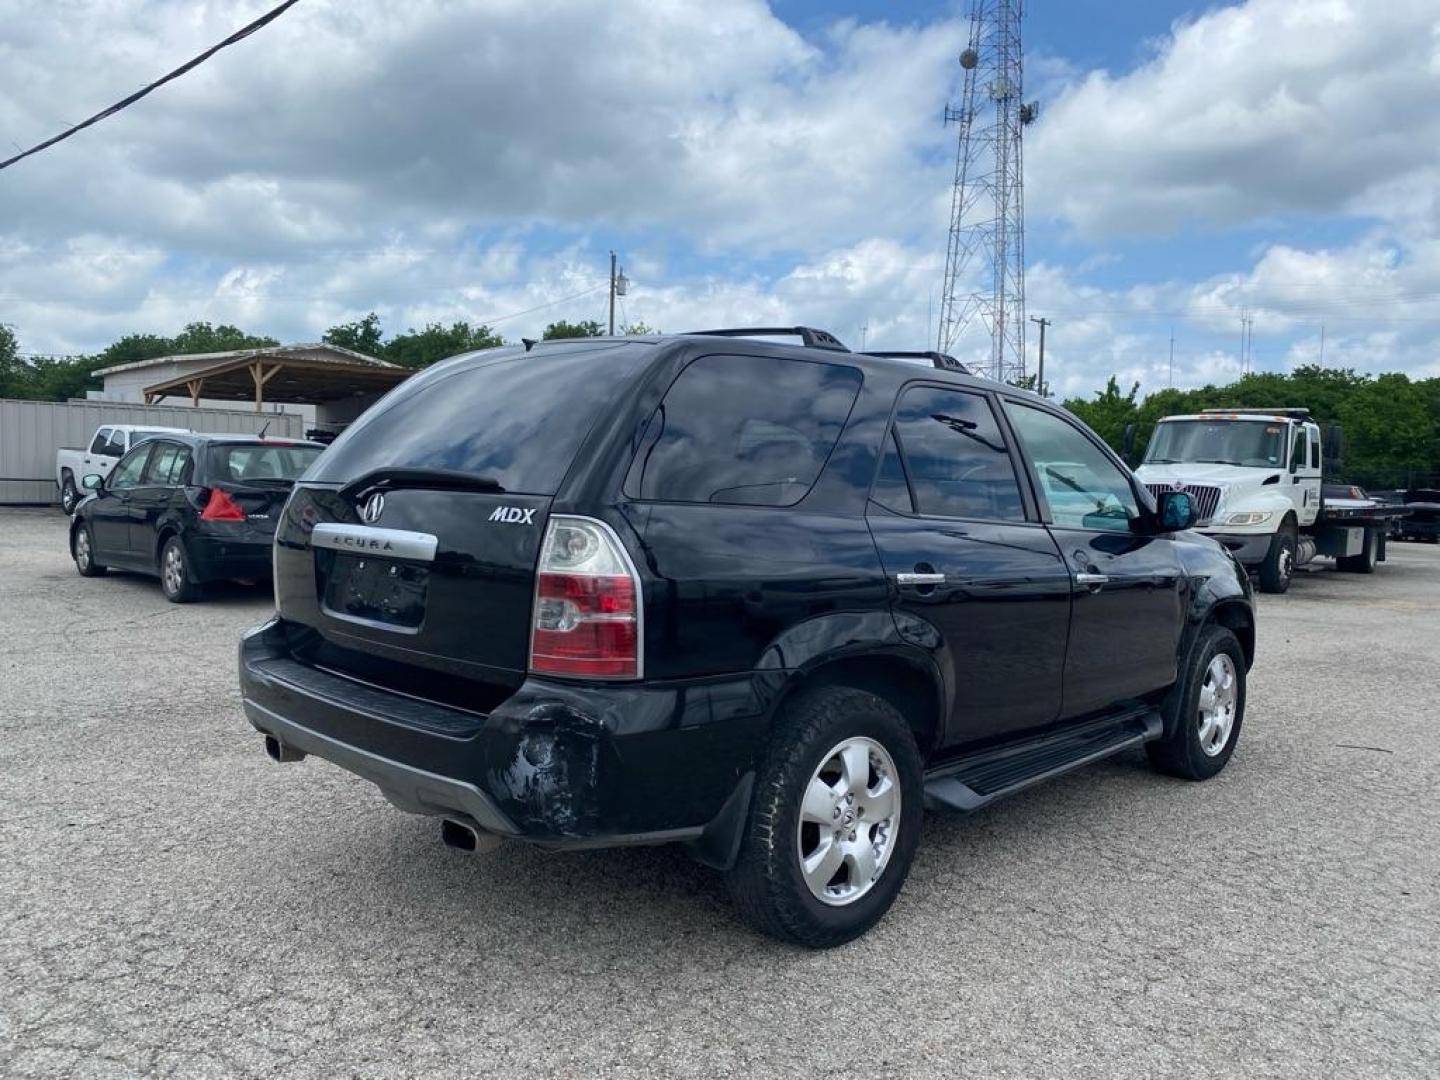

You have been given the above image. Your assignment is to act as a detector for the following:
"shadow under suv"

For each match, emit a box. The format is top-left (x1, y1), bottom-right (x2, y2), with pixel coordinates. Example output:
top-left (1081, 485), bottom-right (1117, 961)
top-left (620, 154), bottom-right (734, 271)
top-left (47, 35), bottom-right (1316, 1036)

top-left (240, 327), bottom-right (1255, 947)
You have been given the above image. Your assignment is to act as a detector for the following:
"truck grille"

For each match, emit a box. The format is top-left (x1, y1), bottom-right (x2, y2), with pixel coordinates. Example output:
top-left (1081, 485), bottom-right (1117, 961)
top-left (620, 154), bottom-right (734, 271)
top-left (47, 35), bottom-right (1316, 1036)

top-left (1145, 483), bottom-right (1222, 525)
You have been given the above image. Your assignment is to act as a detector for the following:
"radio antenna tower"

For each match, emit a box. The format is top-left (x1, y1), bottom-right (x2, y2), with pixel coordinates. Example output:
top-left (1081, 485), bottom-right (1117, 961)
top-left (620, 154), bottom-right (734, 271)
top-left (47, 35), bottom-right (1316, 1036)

top-left (937, 0), bottom-right (1037, 384)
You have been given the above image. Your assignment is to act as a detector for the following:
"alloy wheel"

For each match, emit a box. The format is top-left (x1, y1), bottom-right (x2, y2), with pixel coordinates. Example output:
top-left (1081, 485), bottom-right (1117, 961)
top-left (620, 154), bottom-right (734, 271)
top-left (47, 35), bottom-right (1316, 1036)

top-left (796, 736), bottom-right (901, 906)
top-left (75, 529), bottom-right (91, 571)
top-left (163, 543), bottom-right (185, 596)
top-left (1197, 653), bottom-right (1238, 757)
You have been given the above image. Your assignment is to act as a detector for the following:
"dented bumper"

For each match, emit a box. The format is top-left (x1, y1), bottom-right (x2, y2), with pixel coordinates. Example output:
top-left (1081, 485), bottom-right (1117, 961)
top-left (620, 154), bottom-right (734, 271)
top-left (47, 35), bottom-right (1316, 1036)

top-left (238, 618), bottom-right (766, 855)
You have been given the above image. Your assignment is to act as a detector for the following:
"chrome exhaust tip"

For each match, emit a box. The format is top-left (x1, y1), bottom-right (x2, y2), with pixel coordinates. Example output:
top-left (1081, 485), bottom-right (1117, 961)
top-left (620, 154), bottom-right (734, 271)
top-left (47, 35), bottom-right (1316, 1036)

top-left (441, 817), bottom-right (501, 854)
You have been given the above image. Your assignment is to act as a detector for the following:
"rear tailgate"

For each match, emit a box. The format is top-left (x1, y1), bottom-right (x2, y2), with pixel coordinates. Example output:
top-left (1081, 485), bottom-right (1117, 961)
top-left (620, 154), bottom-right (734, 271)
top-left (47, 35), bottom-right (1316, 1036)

top-left (275, 485), bottom-right (549, 708)
top-left (270, 340), bottom-right (651, 711)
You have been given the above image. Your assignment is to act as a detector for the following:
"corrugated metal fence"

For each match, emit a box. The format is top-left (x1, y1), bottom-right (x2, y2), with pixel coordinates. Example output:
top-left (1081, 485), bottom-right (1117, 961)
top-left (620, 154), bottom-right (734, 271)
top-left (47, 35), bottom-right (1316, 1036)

top-left (0, 398), bottom-right (304, 505)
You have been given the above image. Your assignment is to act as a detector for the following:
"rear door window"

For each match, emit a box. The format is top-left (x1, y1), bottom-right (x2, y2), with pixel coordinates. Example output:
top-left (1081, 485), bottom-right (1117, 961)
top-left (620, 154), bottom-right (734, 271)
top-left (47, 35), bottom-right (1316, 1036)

top-left (143, 442), bottom-right (182, 485)
top-left (89, 429), bottom-right (112, 455)
top-left (872, 386), bottom-right (1025, 520)
top-left (625, 353), bottom-right (863, 507)
top-left (309, 344), bottom-right (646, 495)
top-left (104, 430), bottom-right (127, 456)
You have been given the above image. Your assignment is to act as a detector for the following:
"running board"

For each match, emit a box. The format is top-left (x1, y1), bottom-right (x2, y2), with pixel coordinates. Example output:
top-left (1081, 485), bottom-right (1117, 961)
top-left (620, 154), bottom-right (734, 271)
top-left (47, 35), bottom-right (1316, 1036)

top-left (924, 706), bottom-right (1163, 813)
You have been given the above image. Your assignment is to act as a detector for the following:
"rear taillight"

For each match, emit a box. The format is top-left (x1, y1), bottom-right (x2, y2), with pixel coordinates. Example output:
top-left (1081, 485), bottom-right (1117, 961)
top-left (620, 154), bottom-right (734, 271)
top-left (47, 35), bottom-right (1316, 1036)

top-left (529, 516), bottom-right (641, 679)
top-left (201, 488), bottom-right (247, 521)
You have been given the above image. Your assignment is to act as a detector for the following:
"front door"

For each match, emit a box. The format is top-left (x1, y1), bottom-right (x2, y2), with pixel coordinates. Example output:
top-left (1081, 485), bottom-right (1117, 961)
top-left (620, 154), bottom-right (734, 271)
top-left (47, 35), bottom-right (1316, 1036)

top-left (89, 444), bottom-right (153, 564)
top-left (1001, 399), bottom-right (1185, 718)
top-left (866, 384), bottom-right (1072, 747)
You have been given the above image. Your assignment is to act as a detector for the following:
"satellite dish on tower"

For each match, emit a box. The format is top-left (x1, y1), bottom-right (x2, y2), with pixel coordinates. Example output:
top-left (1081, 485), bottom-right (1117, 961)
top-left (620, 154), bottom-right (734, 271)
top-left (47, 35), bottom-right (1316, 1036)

top-left (959, 47), bottom-right (978, 69)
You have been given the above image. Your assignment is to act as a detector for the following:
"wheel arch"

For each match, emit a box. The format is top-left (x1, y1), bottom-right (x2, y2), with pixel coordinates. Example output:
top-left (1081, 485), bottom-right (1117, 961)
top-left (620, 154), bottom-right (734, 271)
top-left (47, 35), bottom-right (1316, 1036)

top-left (768, 649), bottom-right (947, 759)
top-left (1207, 599), bottom-right (1255, 670)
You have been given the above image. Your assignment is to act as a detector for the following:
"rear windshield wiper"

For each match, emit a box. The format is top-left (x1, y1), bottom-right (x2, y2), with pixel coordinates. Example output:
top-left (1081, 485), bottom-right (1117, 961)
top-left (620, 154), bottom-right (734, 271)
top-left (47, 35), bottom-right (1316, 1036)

top-left (341, 467), bottom-right (507, 499)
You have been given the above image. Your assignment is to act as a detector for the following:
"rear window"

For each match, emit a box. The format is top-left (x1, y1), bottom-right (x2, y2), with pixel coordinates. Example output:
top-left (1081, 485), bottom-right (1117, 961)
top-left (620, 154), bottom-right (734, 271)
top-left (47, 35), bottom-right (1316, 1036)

top-left (210, 444), bottom-right (322, 483)
top-left (625, 353), bottom-right (863, 507)
top-left (307, 344), bottom-right (646, 494)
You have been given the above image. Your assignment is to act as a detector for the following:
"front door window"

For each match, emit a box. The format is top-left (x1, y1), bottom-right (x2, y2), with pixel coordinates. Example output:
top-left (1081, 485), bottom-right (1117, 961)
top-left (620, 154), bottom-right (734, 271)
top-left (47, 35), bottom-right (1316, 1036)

top-left (1004, 403), bottom-right (1137, 532)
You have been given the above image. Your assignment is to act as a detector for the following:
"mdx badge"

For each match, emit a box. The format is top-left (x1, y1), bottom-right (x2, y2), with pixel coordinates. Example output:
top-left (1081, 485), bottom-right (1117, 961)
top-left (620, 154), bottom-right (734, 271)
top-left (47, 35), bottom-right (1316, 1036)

top-left (489, 506), bottom-right (536, 524)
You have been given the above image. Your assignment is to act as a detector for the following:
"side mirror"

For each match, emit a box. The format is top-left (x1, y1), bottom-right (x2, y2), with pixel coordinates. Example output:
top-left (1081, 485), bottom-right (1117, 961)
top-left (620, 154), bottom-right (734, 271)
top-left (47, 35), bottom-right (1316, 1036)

top-left (81, 474), bottom-right (103, 491)
top-left (1122, 423), bottom-right (1137, 466)
top-left (1156, 489), bottom-right (1196, 531)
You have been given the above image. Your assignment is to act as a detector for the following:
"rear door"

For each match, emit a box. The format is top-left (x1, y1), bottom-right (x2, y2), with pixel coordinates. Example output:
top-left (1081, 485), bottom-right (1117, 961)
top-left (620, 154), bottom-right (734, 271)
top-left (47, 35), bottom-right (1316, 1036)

top-left (1001, 399), bottom-right (1185, 717)
top-left (127, 440), bottom-right (187, 562)
top-left (865, 384), bottom-right (1072, 746)
top-left (273, 343), bottom-right (647, 707)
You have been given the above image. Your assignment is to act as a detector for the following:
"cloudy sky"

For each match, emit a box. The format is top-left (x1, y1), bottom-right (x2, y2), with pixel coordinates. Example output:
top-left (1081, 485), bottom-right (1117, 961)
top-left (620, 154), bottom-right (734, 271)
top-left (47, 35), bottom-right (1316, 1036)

top-left (3, 0), bottom-right (1439, 398)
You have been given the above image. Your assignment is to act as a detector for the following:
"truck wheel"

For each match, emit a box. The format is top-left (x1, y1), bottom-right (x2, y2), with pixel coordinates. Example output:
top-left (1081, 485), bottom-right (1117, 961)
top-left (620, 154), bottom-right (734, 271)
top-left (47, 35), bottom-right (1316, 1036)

top-left (1257, 524), bottom-right (1296, 593)
top-left (726, 686), bottom-right (923, 948)
top-left (160, 536), bottom-right (202, 603)
top-left (1338, 527), bottom-right (1378, 574)
top-left (1147, 624), bottom-right (1246, 781)
top-left (60, 474), bottom-right (80, 515)
top-left (73, 523), bottom-right (106, 577)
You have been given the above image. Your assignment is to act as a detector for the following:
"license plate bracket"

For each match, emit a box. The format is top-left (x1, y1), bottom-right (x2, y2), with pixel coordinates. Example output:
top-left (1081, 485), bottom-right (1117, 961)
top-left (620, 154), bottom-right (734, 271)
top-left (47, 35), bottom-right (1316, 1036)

top-left (322, 553), bottom-right (429, 631)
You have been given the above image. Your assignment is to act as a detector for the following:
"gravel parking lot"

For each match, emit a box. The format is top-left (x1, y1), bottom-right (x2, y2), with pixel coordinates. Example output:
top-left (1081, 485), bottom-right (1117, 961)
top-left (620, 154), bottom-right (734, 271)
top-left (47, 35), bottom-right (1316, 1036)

top-left (2, 506), bottom-right (1437, 1078)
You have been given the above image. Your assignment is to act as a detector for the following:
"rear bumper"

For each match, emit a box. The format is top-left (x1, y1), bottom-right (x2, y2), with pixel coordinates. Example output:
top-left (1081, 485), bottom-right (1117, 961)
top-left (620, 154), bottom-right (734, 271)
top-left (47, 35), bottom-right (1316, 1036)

top-left (1199, 530), bottom-right (1273, 565)
top-left (238, 618), bottom-right (766, 859)
top-left (188, 531), bottom-right (273, 581)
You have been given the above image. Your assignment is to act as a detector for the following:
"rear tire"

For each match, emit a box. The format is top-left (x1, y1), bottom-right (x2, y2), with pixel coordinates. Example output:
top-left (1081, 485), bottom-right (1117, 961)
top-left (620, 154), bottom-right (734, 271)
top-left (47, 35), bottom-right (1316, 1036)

top-left (1257, 523), bottom-right (1296, 593)
top-left (1147, 625), bottom-right (1246, 781)
top-left (1337, 527), bottom-right (1378, 573)
top-left (726, 686), bottom-right (923, 948)
top-left (160, 536), bottom-right (201, 603)
top-left (60, 474), bottom-right (80, 515)
top-left (73, 523), bottom-right (106, 577)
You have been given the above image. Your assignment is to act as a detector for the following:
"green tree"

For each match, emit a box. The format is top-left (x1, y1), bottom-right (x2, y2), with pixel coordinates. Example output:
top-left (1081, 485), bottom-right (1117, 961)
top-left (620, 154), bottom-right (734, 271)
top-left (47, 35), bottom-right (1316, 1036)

top-left (0, 324), bottom-right (32, 398)
top-left (323, 313), bottom-right (384, 356)
top-left (382, 322), bottom-right (504, 369)
top-left (169, 322), bottom-right (278, 354)
top-left (1062, 376), bottom-right (1141, 453)
top-left (619, 321), bottom-right (658, 335)
top-left (542, 319), bottom-right (604, 340)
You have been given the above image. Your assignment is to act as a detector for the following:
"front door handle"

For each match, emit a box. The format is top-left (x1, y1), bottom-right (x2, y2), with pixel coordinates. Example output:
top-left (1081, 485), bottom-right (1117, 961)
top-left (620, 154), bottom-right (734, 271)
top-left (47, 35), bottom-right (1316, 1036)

top-left (1074, 572), bottom-right (1109, 590)
top-left (895, 572), bottom-right (946, 586)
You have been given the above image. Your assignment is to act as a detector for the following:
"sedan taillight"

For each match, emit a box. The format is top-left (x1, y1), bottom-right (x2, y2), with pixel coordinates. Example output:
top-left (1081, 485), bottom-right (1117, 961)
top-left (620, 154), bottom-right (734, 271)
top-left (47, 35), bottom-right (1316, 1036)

top-left (529, 516), bottom-right (641, 679)
top-left (201, 488), bottom-right (247, 521)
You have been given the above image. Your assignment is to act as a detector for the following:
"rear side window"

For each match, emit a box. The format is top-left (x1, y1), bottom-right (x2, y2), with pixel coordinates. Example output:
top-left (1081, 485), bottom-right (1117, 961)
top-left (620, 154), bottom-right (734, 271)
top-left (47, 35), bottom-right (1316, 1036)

top-left (143, 443), bottom-right (183, 485)
top-left (872, 386), bottom-right (1024, 520)
top-left (210, 444), bottom-right (322, 483)
top-left (309, 344), bottom-right (646, 495)
top-left (625, 354), bottom-right (863, 507)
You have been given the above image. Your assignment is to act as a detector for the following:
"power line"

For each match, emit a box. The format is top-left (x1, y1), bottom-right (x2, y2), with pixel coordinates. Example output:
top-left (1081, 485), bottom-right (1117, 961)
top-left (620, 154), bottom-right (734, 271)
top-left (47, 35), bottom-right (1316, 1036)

top-left (0, 0), bottom-right (302, 173)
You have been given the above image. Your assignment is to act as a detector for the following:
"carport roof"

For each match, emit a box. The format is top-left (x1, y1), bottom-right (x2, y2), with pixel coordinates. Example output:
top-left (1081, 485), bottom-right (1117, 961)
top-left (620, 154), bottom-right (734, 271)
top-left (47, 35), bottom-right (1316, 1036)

top-left (142, 351), bottom-right (411, 409)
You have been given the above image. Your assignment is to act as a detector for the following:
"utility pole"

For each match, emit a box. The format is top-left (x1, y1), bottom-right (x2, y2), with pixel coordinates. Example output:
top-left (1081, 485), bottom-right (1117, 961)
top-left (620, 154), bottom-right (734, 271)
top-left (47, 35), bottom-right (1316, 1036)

top-left (1030, 316), bottom-right (1050, 396)
top-left (608, 251), bottom-right (617, 336)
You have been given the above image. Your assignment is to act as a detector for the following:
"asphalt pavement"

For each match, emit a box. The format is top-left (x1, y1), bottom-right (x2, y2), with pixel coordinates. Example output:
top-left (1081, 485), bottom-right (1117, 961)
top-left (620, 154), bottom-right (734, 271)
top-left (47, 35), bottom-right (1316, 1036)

top-left (1, 507), bottom-right (1436, 1078)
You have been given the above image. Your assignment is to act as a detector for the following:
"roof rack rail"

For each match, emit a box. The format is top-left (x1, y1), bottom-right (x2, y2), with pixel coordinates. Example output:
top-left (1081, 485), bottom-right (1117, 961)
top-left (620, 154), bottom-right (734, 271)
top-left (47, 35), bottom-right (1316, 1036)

top-left (1200, 407), bottom-right (1312, 418)
top-left (684, 326), bottom-right (851, 353)
top-left (860, 350), bottom-right (970, 374)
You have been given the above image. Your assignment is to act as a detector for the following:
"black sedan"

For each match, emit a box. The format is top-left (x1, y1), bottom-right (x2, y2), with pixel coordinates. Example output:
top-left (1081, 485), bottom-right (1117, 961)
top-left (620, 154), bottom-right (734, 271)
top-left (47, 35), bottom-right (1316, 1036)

top-left (70, 433), bottom-right (324, 602)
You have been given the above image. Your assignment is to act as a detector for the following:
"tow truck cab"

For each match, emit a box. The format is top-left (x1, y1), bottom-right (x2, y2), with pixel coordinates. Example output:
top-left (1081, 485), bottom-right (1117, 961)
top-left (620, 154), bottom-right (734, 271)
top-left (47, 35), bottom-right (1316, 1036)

top-left (1134, 408), bottom-right (1395, 592)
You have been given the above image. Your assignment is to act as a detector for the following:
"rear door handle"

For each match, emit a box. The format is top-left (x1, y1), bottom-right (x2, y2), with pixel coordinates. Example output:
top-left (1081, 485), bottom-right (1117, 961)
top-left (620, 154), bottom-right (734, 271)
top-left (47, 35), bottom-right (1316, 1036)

top-left (895, 572), bottom-right (946, 586)
top-left (1074, 572), bottom-right (1109, 590)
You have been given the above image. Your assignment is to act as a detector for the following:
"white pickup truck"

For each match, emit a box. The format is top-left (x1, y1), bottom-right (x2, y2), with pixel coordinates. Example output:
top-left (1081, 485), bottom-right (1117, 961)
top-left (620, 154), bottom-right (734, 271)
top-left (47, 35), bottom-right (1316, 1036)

top-left (55, 424), bottom-right (189, 514)
top-left (1134, 407), bottom-right (1406, 593)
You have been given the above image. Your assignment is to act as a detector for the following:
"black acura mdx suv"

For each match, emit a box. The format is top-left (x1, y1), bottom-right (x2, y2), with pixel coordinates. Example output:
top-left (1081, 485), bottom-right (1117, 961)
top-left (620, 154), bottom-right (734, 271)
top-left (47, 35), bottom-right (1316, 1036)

top-left (240, 328), bottom-right (1254, 947)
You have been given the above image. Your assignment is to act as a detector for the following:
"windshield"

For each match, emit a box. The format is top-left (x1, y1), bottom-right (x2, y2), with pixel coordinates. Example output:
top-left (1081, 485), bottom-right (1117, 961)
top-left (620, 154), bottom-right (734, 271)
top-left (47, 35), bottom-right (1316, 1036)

top-left (1143, 420), bottom-right (1287, 468)
top-left (209, 443), bottom-right (323, 483)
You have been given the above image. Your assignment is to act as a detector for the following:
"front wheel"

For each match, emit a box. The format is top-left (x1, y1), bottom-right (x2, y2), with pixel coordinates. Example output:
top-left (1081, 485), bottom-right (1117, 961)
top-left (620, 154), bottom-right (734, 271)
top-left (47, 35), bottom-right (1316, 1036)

top-left (726, 686), bottom-right (923, 948)
top-left (1147, 625), bottom-right (1246, 781)
top-left (60, 475), bottom-right (80, 515)
top-left (1257, 524), bottom-right (1296, 593)
top-left (73, 523), bottom-right (106, 577)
